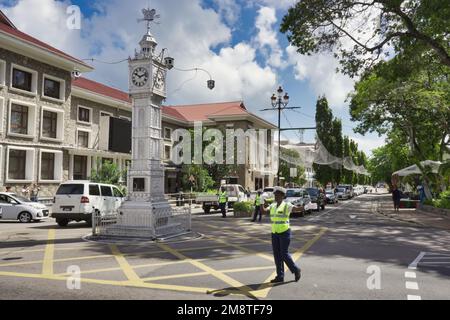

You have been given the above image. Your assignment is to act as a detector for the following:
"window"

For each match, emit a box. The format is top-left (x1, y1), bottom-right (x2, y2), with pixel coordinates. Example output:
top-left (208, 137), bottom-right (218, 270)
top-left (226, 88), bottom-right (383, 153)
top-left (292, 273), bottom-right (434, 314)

top-left (164, 145), bottom-right (171, 161)
top-left (56, 184), bottom-right (84, 195)
top-left (78, 106), bottom-right (92, 124)
top-left (40, 107), bottom-right (64, 142)
top-left (0, 60), bottom-right (5, 86)
top-left (39, 150), bottom-right (63, 183)
top-left (40, 152), bottom-right (55, 181)
top-left (164, 127), bottom-right (172, 140)
top-left (113, 187), bottom-right (123, 198)
top-left (12, 68), bottom-right (32, 92)
top-left (101, 186), bottom-right (113, 197)
top-left (133, 178), bottom-right (145, 192)
top-left (43, 75), bottom-right (64, 101)
top-left (73, 155), bottom-right (88, 180)
top-left (8, 100), bottom-right (36, 138)
top-left (77, 130), bottom-right (90, 148)
top-left (6, 147), bottom-right (35, 182)
top-left (10, 104), bottom-right (28, 135)
top-left (42, 111), bottom-right (57, 139)
top-left (8, 149), bottom-right (26, 180)
top-left (0, 97), bottom-right (4, 133)
top-left (89, 185), bottom-right (101, 196)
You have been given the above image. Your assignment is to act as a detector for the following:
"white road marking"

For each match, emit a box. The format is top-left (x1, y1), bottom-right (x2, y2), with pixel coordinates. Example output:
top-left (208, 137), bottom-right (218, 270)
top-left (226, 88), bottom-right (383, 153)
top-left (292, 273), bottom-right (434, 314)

top-left (405, 272), bottom-right (416, 279)
top-left (407, 295), bottom-right (422, 300)
top-left (408, 252), bottom-right (426, 270)
top-left (308, 198), bottom-right (357, 221)
top-left (406, 281), bottom-right (419, 290)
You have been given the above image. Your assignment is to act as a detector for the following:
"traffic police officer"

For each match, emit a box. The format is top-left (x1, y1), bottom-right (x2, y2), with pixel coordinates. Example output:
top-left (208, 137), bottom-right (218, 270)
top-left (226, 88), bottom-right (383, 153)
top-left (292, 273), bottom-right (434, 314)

top-left (261, 187), bottom-right (301, 283)
top-left (252, 190), bottom-right (263, 222)
top-left (218, 187), bottom-right (228, 218)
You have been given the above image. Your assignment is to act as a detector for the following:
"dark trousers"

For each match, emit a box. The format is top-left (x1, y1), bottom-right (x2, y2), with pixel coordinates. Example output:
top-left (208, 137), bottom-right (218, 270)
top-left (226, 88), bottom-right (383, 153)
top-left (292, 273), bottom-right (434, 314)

top-left (252, 206), bottom-right (262, 221)
top-left (271, 229), bottom-right (300, 279)
top-left (219, 203), bottom-right (227, 217)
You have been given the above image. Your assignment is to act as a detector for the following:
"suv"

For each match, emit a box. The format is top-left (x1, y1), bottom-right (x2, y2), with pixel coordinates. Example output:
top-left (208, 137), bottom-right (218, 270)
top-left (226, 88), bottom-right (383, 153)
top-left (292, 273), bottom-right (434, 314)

top-left (52, 181), bottom-right (125, 227)
top-left (305, 188), bottom-right (326, 211)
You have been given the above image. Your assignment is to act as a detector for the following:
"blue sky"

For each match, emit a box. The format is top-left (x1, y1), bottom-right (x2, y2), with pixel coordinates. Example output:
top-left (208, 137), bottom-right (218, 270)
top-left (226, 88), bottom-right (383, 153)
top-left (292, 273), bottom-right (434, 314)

top-left (0, 0), bottom-right (386, 155)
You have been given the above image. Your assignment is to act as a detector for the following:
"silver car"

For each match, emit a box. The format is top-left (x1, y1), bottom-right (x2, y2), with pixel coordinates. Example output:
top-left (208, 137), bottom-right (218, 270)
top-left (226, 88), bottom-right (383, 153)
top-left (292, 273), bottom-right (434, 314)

top-left (0, 193), bottom-right (49, 223)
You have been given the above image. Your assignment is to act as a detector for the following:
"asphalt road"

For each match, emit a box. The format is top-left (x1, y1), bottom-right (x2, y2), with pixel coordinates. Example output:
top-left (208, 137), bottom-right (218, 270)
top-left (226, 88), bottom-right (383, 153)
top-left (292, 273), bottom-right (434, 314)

top-left (0, 193), bottom-right (449, 300)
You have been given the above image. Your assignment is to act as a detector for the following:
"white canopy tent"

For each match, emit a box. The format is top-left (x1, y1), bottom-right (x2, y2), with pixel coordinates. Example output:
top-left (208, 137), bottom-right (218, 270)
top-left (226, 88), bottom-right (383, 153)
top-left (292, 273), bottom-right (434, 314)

top-left (392, 160), bottom-right (442, 177)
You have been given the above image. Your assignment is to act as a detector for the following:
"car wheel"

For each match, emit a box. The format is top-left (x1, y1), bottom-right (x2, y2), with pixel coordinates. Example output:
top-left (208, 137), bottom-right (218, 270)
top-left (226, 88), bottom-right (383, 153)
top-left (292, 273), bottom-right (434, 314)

top-left (18, 212), bottom-right (32, 223)
top-left (57, 219), bottom-right (69, 227)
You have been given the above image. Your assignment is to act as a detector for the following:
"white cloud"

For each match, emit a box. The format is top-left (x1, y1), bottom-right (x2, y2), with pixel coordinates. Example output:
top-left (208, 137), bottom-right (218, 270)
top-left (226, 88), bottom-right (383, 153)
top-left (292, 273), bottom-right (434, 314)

top-left (254, 6), bottom-right (286, 69)
top-left (1, 0), bottom-right (277, 113)
top-left (352, 135), bottom-right (387, 157)
top-left (212, 0), bottom-right (241, 26)
top-left (286, 45), bottom-right (355, 108)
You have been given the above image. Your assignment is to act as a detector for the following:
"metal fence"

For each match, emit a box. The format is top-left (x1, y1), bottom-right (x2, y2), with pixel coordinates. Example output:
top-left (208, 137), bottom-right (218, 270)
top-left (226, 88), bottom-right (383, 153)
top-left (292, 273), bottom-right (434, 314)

top-left (92, 198), bottom-right (191, 240)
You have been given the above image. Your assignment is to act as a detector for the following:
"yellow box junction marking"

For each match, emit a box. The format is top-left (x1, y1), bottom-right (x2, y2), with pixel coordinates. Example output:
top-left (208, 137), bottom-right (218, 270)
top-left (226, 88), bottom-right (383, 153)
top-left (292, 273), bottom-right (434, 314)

top-left (109, 245), bottom-right (141, 283)
top-left (42, 229), bottom-right (56, 275)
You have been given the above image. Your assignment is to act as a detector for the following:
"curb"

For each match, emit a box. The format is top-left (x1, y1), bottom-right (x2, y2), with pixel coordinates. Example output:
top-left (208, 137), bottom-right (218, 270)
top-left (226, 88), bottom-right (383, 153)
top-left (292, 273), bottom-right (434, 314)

top-left (374, 204), bottom-right (426, 228)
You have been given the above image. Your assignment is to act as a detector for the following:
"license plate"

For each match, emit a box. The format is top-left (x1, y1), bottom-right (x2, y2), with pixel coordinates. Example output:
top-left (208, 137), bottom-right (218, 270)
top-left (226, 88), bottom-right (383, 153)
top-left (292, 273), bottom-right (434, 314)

top-left (62, 207), bottom-right (73, 212)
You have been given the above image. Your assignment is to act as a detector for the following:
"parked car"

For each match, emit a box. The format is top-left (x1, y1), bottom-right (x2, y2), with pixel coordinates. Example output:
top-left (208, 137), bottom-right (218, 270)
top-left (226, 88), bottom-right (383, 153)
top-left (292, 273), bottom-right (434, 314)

top-left (336, 187), bottom-right (350, 200)
top-left (337, 185), bottom-right (354, 198)
top-left (52, 181), bottom-right (125, 227)
top-left (285, 188), bottom-right (315, 216)
top-left (306, 188), bottom-right (326, 211)
top-left (325, 189), bottom-right (338, 204)
top-left (196, 184), bottom-right (248, 214)
top-left (0, 193), bottom-right (49, 223)
top-left (261, 187), bottom-right (274, 203)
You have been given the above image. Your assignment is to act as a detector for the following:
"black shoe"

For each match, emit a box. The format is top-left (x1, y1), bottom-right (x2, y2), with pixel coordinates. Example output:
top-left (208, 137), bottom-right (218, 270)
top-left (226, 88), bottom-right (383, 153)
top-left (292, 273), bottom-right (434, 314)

top-left (270, 277), bottom-right (284, 284)
top-left (295, 269), bottom-right (301, 282)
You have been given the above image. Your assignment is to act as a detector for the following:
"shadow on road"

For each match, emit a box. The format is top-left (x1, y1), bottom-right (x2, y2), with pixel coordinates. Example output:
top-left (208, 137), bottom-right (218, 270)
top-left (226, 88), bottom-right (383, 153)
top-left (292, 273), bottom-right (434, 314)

top-left (206, 281), bottom-right (292, 300)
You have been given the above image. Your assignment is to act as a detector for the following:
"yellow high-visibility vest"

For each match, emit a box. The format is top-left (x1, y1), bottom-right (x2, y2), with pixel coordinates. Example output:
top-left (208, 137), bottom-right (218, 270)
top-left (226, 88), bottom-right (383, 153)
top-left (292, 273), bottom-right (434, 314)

top-left (270, 202), bottom-right (290, 234)
top-left (219, 191), bottom-right (227, 204)
top-left (255, 195), bottom-right (261, 206)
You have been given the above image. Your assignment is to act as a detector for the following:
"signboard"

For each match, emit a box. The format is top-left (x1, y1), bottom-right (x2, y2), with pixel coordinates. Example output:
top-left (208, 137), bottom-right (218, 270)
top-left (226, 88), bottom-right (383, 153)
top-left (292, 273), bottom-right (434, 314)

top-left (290, 168), bottom-right (298, 178)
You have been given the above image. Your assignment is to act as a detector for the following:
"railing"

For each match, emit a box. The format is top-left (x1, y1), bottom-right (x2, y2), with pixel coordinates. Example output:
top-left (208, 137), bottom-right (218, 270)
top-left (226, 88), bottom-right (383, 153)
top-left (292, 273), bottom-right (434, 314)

top-left (92, 197), bottom-right (192, 240)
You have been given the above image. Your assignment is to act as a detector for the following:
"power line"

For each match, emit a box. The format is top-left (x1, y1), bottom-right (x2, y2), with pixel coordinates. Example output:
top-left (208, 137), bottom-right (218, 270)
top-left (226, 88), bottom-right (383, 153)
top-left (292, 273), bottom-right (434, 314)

top-left (82, 58), bottom-right (129, 65)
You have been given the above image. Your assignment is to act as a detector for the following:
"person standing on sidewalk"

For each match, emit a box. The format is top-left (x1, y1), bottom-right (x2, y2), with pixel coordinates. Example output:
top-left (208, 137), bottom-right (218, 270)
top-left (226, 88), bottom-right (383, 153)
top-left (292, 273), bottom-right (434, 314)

top-left (261, 187), bottom-right (301, 283)
top-left (252, 190), bottom-right (262, 222)
top-left (218, 187), bottom-right (228, 218)
top-left (392, 186), bottom-right (401, 212)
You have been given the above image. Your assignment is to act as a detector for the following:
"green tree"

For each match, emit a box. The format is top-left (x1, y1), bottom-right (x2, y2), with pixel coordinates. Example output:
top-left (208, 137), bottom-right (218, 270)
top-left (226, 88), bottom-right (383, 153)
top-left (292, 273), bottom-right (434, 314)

top-left (180, 165), bottom-right (215, 193)
top-left (331, 119), bottom-right (344, 184)
top-left (90, 161), bottom-right (127, 193)
top-left (280, 0), bottom-right (450, 78)
top-left (314, 96), bottom-right (337, 186)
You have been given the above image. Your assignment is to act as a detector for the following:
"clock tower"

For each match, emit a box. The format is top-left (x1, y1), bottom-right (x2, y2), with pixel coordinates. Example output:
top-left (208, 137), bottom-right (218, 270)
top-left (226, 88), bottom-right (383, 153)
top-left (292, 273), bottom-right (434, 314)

top-left (111, 8), bottom-right (175, 239)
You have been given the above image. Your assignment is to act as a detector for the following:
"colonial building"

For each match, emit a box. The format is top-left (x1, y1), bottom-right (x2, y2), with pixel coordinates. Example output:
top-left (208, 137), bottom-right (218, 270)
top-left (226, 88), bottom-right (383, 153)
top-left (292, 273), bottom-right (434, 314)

top-left (0, 10), bottom-right (277, 197)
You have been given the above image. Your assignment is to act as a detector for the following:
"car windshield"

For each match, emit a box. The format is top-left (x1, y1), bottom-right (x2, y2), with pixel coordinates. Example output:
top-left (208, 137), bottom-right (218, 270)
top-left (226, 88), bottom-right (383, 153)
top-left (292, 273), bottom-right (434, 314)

top-left (306, 189), bottom-right (318, 196)
top-left (337, 188), bottom-right (346, 192)
top-left (263, 188), bottom-right (274, 192)
top-left (10, 194), bottom-right (32, 203)
top-left (326, 190), bottom-right (334, 194)
top-left (286, 190), bottom-right (302, 197)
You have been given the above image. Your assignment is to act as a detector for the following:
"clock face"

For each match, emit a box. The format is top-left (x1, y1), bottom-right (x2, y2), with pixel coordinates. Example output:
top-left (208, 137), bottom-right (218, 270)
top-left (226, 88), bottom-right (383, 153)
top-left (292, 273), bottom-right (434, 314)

top-left (132, 67), bottom-right (149, 87)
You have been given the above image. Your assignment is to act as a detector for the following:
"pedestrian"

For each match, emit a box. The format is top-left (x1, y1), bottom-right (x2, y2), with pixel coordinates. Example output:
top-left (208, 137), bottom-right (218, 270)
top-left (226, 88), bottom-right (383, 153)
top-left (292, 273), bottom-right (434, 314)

top-left (392, 185), bottom-right (401, 212)
top-left (30, 184), bottom-right (40, 202)
top-left (418, 184), bottom-right (426, 204)
top-left (260, 187), bottom-right (301, 284)
top-left (21, 185), bottom-right (29, 198)
top-left (252, 190), bottom-right (262, 222)
top-left (218, 187), bottom-right (228, 218)
top-left (5, 186), bottom-right (12, 193)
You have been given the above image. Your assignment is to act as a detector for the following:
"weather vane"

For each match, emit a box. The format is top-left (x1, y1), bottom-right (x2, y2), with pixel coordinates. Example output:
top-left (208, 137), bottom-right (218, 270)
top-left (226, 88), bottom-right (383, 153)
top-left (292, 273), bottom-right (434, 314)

top-left (138, 8), bottom-right (160, 33)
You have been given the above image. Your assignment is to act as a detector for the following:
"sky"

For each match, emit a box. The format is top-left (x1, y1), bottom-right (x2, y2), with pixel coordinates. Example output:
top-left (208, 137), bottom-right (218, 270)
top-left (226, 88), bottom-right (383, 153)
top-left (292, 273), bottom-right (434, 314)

top-left (0, 0), bottom-right (387, 156)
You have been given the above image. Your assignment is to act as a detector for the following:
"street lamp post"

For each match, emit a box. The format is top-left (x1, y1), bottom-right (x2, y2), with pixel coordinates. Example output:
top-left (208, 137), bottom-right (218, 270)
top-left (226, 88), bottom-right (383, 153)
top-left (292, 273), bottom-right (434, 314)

top-left (271, 86), bottom-right (290, 186)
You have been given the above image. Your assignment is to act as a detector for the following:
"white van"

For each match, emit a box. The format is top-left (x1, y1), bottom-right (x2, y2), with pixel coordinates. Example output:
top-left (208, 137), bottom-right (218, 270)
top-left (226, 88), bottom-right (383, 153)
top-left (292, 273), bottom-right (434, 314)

top-left (52, 181), bottom-right (125, 227)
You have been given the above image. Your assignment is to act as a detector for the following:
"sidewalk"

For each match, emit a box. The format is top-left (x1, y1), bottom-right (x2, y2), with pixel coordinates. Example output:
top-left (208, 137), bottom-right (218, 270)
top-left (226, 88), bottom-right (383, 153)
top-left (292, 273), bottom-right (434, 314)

top-left (376, 194), bottom-right (450, 231)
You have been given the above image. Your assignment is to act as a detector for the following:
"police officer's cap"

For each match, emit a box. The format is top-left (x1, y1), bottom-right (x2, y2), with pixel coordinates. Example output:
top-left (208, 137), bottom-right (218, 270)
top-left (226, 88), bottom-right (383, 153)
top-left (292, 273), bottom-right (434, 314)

top-left (273, 187), bottom-right (287, 195)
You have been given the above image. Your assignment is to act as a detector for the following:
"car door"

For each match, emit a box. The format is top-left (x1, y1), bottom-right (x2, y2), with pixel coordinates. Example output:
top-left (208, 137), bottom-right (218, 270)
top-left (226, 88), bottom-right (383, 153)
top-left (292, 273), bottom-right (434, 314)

top-left (100, 185), bottom-right (114, 215)
top-left (112, 187), bottom-right (124, 211)
top-left (238, 186), bottom-right (246, 202)
top-left (0, 195), bottom-right (19, 220)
